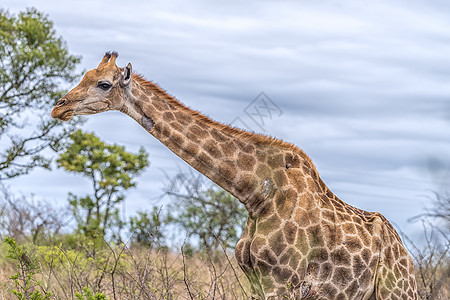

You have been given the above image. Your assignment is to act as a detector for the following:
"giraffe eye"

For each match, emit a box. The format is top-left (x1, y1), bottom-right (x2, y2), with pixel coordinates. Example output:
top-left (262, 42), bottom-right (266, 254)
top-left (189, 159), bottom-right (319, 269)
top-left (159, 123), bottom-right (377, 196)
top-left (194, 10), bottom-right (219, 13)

top-left (97, 82), bottom-right (112, 90)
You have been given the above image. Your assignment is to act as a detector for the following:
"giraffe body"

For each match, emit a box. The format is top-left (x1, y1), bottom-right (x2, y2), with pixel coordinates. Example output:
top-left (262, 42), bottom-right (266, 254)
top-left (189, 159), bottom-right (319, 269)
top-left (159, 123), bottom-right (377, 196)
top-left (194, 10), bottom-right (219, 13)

top-left (51, 52), bottom-right (418, 299)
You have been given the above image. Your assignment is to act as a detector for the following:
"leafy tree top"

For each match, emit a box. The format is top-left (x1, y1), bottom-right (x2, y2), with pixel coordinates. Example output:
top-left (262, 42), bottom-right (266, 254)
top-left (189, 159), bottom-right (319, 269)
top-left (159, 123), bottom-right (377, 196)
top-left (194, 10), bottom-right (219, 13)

top-left (57, 129), bottom-right (149, 191)
top-left (0, 8), bottom-right (81, 180)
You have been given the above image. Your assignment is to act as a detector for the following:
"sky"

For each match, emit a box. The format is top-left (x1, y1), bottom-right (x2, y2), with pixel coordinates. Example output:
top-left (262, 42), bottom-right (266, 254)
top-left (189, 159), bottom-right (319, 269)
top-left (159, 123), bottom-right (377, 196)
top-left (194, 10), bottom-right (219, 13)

top-left (3, 0), bottom-right (450, 241)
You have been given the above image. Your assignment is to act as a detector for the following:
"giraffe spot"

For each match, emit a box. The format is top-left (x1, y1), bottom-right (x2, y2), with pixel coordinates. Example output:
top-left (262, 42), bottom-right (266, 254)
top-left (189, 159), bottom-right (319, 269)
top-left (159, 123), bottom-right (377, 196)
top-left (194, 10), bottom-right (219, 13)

top-left (325, 188), bottom-right (333, 198)
top-left (268, 153), bottom-right (284, 169)
top-left (204, 140), bottom-right (222, 158)
top-left (342, 222), bottom-right (356, 235)
top-left (197, 152), bottom-right (213, 167)
top-left (393, 287), bottom-right (401, 297)
top-left (305, 209), bottom-right (320, 226)
top-left (273, 169), bottom-right (288, 187)
top-left (333, 199), bottom-right (345, 211)
top-left (296, 228), bottom-right (309, 256)
top-left (256, 149), bottom-right (268, 163)
top-left (273, 266), bottom-right (292, 284)
top-left (152, 99), bottom-right (168, 111)
top-left (257, 214), bottom-right (281, 236)
top-left (321, 209), bottom-right (335, 223)
top-left (335, 292), bottom-right (346, 300)
top-left (359, 269), bottom-right (373, 287)
top-left (320, 283), bottom-right (337, 298)
top-left (306, 261), bottom-right (320, 278)
top-left (307, 225), bottom-right (324, 248)
top-left (184, 142), bottom-right (199, 157)
top-left (279, 247), bottom-right (295, 265)
top-left (379, 287), bottom-right (390, 299)
top-left (321, 224), bottom-right (336, 248)
top-left (397, 279), bottom-right (404, 290)
top-left (300, 192), bottom-right (316, 210)
top-left (236, 139), bottom-right (255, 152)
top-left (170, 130), bottom-right (186, 145)
top-left (355, 224), bottom-right (371, 245)
top-left (235, 174), bottom-right (254, 194)
top-left (235, 240), bottom-right (250, 267)
top-left (276, 193), bottom-right (296, 220)
top-left (208, 129), bottom-right (226, 142)
top-left (289, 251), bottom-right (302, 271)
top-left (269, 232), bottom-right (287, 257)
top-left (158, 123), bottom-right (171, 138)
top-left (174, 111), bottom-right (192, 125)
top-left (186, 130), bottom-right (201, 143)
top-left (289, 170), bottom-right (307, 193)
top-left (331, 247), bottom-right (351, 266)
top-left (407, 287), bottom-right (414, 298)
top-left (220, 141), bottom-right (236, 157)
top-left (315, 248), bottom-right (329, 261)
top-left (250, 236), bottom-right (267, 254)
top-left (291, 274), bottom-right (300, 287)
top-left (385, 272), bottom-right (396, 290)
top-left (352, 255), bottom-right (366, 278)
top-left (384, 247), bottom-right (394, 264)
top-left (306, 177), bottom-right (317, 192)
top-left (332, 266), bottom-right (353, 289)
top-left (368, 257), bottom-right (378, 270)
top-left (297, 258), bottom-right (308, 278)
top-left (170, 121), bottom-right (184, 133)
top-left (256, 164), bottom-right (272, 179)
top-left (319, 262), bottom-right (333, 282)
top-left (345, 279), bottom-right (359, 297)
top-left (400, 265), bottom-right (409, 278)
top-left (218, 160), bottom-right (235, 180)
top-left (283, 221), bottom-right (297, 244)
top-left (361, 248), bottom-right (371, 264)
top-left (163, 111), bottom-right (175, 121)
top-left (261, 248), bottom-right (278, 266)
top-left (189, 124), bottom-right (209, 139)
top-left (237, 153), bottom-right (256, 171)
top-left (284, 153), bottom-right (301, 168)
top-left (316, 176), bottom-right (325, 189)
top-left (345, 235), bottom-right (363, 252)
top-left (275, 286), bottom-right (288, 298)
top-left (293, 208), bottom-right (310, 227)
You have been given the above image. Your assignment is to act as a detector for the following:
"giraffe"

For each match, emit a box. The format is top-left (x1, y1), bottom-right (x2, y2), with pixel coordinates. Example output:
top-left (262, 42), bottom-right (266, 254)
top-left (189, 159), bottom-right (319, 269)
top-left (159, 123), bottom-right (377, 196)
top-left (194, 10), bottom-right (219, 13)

top-left (51, 52), bottom-right (418, 299)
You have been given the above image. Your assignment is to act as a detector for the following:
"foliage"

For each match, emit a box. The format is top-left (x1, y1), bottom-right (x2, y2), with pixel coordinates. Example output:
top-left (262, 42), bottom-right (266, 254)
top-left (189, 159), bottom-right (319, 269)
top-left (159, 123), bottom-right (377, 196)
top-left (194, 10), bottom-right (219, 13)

top-left (57, 130), bottom-right (149, 240)
top-left (0, 8), bottom-right (81, 180)
top-left (165, 171), bottom-right (247, 252)
top-left (75, 288), bottom-right (108, 300)
top-left (129, 207), bottom-right (164, 248)
top-left (3, 237), bottom-right (51, 300)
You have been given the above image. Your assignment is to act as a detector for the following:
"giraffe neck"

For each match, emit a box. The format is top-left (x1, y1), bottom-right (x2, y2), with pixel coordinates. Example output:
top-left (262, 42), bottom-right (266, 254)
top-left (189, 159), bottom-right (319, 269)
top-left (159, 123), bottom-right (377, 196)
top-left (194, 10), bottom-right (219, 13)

top-left (120, 74), bottom-right (318, 216)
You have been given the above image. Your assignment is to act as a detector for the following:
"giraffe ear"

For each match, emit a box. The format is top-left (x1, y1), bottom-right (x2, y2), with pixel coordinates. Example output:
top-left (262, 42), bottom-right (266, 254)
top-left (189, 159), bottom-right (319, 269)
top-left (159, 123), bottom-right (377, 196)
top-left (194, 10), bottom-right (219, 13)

top-left (120, 63), bottom-right (132, 87)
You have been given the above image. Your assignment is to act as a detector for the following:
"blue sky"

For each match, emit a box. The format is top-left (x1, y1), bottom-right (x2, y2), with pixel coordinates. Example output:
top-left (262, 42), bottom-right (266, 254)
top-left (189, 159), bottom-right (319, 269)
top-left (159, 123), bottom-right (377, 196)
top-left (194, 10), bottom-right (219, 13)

top-left (3, 0), bottom-right (450, 240)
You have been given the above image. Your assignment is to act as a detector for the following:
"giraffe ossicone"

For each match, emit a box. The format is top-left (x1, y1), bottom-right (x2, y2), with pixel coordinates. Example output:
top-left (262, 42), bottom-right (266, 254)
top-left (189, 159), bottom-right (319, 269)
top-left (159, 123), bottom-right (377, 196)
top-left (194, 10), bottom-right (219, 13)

top-left (51, 52), bottom-right (418, 299)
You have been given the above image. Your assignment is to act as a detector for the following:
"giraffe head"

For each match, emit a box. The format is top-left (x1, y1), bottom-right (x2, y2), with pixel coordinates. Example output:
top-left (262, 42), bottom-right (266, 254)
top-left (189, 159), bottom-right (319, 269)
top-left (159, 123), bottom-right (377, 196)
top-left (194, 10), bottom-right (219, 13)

top-left (51, 52), bottom-right (132, 121)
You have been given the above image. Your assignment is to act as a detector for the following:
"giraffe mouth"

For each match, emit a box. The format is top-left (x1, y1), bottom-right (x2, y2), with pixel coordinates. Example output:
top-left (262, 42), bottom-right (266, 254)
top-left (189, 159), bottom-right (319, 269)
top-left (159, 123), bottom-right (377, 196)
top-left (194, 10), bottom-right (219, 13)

top-left (51, 107), bottom-right (74, 121)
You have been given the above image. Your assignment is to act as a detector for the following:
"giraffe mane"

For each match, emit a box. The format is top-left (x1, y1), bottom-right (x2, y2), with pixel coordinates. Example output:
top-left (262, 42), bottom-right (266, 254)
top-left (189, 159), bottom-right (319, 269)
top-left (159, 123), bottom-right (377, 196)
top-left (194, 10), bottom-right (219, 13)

top-left (132, 73), bottom-right (318, 171)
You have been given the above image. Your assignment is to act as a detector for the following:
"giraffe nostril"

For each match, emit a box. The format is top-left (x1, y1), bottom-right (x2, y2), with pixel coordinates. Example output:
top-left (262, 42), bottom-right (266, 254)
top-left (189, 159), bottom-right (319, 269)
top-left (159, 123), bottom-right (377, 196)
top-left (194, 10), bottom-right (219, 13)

top-left (56, 99), bottom-right (67, 106)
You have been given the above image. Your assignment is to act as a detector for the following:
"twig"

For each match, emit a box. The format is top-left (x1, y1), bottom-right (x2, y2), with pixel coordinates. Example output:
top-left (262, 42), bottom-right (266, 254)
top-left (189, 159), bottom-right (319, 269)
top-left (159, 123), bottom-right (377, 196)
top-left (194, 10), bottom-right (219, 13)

top-left (181, 244), bottom-right (194, 300)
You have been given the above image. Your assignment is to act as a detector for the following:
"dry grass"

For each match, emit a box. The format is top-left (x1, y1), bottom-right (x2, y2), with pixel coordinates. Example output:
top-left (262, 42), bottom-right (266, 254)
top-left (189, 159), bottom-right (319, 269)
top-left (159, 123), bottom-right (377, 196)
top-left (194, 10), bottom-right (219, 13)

top-left (0, 243), bottom-right (250, 300)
